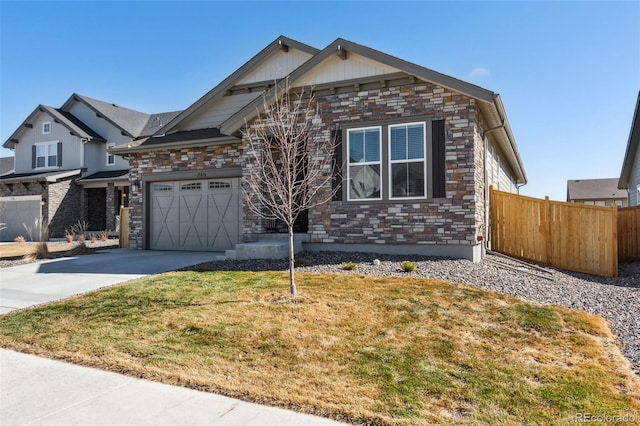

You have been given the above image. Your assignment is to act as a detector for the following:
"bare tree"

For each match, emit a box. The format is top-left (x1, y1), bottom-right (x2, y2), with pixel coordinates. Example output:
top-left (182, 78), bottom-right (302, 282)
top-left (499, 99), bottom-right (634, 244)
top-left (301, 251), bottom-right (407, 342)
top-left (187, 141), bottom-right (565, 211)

top-left (242, 79), bottom-right (339, 295)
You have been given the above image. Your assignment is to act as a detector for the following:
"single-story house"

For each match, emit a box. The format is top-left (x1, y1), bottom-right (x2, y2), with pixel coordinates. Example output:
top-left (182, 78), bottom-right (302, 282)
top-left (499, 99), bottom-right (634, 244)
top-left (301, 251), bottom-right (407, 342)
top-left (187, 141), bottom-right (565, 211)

top-left (619, 91), bottom-right (640, 206)
top-left (111, 36), bottom-right (527, 262)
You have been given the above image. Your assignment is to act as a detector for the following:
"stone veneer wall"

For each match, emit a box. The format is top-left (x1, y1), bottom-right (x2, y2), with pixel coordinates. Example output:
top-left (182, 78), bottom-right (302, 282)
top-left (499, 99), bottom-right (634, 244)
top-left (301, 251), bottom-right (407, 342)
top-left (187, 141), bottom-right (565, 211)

top-left (247, 81), bottom-right (487, 249)
top-left (127, 80), bottom-right (490, 254)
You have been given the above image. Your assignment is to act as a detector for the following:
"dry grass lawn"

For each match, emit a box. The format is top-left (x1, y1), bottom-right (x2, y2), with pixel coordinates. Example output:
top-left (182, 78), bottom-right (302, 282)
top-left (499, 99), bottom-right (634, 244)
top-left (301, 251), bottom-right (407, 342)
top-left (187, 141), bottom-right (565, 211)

top-left (0, 242), bottom-right (74, 258)
top-left (0, 271), bottom-right (638, 425)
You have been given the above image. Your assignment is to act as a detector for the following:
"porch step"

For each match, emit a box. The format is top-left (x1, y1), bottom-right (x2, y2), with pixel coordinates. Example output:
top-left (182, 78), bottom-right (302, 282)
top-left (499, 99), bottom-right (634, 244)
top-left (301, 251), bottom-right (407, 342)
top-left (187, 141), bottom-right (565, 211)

top-left (233, 241), bottom-right (289, 260)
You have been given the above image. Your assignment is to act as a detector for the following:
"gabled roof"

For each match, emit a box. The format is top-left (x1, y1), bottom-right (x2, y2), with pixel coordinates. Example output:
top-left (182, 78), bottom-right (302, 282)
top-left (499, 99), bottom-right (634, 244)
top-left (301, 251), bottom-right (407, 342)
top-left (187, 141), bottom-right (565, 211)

top-left (154, 35), bottom-right (319, 136)
top-left (567, 178), bottom-right (628, 201)
top-left (220, 38), bottom-right (526, 184)
top-left (61, 93), bottom-right (152, 137)
top-left (3, 105), bottom-right (106, 149)
top-left (139, 111), bottom-right (183, 137)
top-left (619, 91), bottom-right (640, 190)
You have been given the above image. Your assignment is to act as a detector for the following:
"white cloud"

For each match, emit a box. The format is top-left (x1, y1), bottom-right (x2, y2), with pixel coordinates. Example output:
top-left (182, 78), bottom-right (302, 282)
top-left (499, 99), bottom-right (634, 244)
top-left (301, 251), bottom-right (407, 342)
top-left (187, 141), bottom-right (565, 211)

top-left (469, 67), bottom-right (491, 79)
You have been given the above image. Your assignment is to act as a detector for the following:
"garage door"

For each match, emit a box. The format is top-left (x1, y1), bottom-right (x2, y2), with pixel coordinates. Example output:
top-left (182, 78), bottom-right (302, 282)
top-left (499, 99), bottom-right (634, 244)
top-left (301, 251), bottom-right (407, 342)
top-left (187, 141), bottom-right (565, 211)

top-left (0, 195), bottom-right (42, 242)
top-left (150, 178), bottom-right (240, 251)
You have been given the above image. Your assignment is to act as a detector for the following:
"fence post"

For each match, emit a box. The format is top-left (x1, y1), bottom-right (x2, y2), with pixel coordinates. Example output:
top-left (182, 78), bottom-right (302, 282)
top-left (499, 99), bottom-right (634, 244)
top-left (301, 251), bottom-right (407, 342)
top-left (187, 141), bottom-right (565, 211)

top-left (612, 203), bottom-right (618, 277)
top-left (545, 196), bottom-right (551, 266)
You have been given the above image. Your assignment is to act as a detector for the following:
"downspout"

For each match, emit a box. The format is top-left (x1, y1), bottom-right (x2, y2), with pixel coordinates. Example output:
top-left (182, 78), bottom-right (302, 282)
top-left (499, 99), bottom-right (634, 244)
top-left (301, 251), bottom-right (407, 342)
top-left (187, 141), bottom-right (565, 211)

top-left (482, 123), bottom-right (504, 254)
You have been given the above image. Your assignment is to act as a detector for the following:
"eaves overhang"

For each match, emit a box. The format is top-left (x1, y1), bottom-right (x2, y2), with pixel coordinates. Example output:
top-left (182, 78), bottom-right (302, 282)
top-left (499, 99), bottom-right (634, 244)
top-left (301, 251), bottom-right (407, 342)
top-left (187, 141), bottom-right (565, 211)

top-left (618, 91), bottom-right (640, 190)
top-left (109, 135), bottom-right (241, 155)
top-left (0, 169), bottom-right (82, 184)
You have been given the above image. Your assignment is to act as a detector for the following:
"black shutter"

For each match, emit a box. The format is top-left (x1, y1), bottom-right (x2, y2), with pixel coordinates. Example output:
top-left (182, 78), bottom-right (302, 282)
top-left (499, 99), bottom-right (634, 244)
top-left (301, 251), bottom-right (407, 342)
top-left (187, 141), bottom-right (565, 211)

top-left (57, 142), bottom-right (63, 167)
top-left (432, 120), bottom-right (446, 198)
top-left (32, 145), bottom-right (37, 169)
top-left (331, 129), bottom-right (343, 201)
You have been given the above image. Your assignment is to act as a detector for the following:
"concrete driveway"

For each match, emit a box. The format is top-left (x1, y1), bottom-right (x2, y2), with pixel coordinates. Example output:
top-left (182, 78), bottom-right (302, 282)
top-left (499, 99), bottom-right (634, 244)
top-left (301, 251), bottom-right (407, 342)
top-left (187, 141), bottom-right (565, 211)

top-left (0, 248), bottom-right (223, 314)
top-left (0, 249), bottom-right (345, 425)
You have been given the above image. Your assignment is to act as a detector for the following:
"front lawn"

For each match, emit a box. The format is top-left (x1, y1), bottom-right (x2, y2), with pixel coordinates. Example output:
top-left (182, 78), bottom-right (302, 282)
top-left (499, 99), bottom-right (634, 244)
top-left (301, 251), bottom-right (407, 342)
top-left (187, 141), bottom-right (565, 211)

top-left (0, 271), bottom-right (638, 425)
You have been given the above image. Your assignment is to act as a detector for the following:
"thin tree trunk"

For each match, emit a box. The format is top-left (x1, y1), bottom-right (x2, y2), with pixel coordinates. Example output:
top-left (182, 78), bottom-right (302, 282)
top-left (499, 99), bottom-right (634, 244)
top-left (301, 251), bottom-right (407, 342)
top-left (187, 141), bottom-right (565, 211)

top-left (288, 225), bottom-right (297, 296)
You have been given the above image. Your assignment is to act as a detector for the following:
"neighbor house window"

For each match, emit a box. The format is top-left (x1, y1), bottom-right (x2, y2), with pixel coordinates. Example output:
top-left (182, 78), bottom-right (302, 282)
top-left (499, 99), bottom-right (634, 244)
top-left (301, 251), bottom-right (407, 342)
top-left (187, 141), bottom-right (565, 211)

top-left (347, 126), bottom-right (381, 200)
top-left (42, 122), bottom-right (51, 134)
top-left (389, 122), bottom-right (426, 199)
top-left (35, 142), bottom-right (58, 168)
top-left (106, 143), bottom-right (115, 165)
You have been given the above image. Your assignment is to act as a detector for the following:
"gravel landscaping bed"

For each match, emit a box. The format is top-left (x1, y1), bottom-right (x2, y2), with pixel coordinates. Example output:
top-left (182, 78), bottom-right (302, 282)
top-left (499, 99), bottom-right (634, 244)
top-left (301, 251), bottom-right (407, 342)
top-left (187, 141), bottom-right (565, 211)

top-left (186, 251), bottom-right (640, 375)
top-left (0, 239), bottom-right (120, 268)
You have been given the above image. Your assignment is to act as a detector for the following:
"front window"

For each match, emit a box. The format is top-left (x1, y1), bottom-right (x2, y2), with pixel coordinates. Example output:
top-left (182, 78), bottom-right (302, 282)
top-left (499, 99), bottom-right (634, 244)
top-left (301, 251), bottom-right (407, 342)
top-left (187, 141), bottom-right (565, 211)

top-left (389, 123), bottom-right (426, 199)
top-left (43, 122), bottom-right (51, 134)
top-left (347, 127), bottom-right (381, 200)
top-left (35, 142), bottom-right (58, 169)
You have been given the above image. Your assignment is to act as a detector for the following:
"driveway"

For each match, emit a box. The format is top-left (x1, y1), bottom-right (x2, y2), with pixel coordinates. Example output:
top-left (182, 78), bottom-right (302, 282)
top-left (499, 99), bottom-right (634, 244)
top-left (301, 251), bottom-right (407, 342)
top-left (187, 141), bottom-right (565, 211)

top-left (0, 249), bottom-right (344, 426)
top-left (0, 248), bottom-right (223, 314)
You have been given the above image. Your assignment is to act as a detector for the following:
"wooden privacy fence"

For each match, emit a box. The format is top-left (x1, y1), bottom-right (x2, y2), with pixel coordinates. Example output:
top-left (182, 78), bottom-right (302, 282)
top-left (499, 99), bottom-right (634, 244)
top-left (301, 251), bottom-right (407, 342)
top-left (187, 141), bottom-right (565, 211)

top-left (619, 205), bottom-right (640, 261)
top-left (490, 187), bottom-right (618, 277)
top-left (119, 206), bottom-right (130, 248)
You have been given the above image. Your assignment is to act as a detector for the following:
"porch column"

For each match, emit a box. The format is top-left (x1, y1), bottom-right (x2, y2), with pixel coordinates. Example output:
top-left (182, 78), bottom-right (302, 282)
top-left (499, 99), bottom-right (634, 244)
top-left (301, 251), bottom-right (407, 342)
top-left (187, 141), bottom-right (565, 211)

top-left (106, 183), bottom-right (116, 231)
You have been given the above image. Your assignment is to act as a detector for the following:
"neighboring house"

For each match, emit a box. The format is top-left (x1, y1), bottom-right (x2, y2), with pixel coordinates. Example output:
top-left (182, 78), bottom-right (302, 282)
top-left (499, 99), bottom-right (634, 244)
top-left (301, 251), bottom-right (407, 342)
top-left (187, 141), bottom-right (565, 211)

top-left (618, 91), bottom-right (640, 206)
top-left (111, 36), bottom-right (527, 262)
top-left (567, 178), bottom-right (628, 207)
top-left (0, 94), bottom-right (180, 240)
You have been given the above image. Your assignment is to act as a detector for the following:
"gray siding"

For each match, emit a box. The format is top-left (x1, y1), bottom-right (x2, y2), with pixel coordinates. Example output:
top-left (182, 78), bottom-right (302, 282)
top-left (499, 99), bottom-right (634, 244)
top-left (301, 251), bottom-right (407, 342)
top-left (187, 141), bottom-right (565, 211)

top-left (66, 102), bottom-right (130, 171)
top-left (13, 112), bottom-right (83, 173)
top-left (487, 140), bottom-right (517, 193)
top-left (180, 92), bottom-right (261, 130)
top-left (631, 147), bottom-right (640, 206)
top-left (235, 48), bottom-right (313, 85)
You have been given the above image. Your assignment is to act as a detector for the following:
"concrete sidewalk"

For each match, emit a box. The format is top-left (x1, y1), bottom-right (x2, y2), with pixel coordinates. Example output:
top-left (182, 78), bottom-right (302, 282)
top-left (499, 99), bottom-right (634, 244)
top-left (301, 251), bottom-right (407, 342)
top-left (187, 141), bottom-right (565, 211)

top-left (0, 349), bottom-right (343, 425)
top-left (0, 249), bottom-right (344, 425)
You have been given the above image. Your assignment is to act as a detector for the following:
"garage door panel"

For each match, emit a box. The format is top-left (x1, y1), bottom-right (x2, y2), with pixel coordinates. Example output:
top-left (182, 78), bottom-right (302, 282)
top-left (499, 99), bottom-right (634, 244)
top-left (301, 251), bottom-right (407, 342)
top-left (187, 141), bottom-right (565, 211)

top-left (150, 184), bottom-right (178, 250)
top-left (179, 193), bottom-right (206, 250)
top-left (0, 196), bottom-right (42, 242)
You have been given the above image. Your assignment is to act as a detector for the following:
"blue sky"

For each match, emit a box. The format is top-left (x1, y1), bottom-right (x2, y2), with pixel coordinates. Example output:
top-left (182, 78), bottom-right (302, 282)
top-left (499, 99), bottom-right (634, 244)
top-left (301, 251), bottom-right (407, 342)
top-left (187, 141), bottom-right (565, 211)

top-left (1, 1), bottom-right (638, 201)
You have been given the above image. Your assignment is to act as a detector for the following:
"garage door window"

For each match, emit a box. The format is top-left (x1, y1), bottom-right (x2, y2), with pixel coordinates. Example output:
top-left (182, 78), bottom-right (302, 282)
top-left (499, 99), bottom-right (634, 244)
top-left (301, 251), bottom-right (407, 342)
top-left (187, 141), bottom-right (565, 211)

top-left (209, 181), bottom-right (231, 189)
top-left (153, 183), bottom-right (173, 192)
top-left (180, 182), bottom-right (201, 191)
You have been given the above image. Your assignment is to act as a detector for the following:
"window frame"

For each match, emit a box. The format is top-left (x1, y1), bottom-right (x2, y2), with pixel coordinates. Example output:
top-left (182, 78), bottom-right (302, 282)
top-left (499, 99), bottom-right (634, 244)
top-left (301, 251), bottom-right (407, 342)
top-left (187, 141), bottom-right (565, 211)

top-left (346, 126), bottom-right (383, 202)
top-left (341, 117), bottom-right (435, 204)
top-left (106, 142), bottom-right (116, 166)
top-left (42, 122), bottom-right (51, 134)
top-left (388, 121), bottom-right (427, 201)
top-left (34, 141), bottom-right (59, 170)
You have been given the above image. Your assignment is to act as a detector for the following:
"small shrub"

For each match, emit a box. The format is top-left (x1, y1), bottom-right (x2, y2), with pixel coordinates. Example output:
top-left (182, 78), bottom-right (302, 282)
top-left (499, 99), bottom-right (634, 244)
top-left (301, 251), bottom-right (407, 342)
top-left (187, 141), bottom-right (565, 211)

top-left (342, 261), bottom-right (357, 271)
top-left (77, 234), bottom-right (85, 242)
top-left (401, 260), bottom-right (416, 273)
top-left (64, 228), bottom-right (74, 243)
top-left (14, 235), bottom-right (25, 243)
top-left (99, 231), bottom-right (108, 241)
top-left (30, 242), bottom-right (52, 260)
top-left (67, 242), bottom-right (94, 256)
top-left (89, 233), bottom-right (97, 243)
top-left (294, 258), bottom-right (307, 268)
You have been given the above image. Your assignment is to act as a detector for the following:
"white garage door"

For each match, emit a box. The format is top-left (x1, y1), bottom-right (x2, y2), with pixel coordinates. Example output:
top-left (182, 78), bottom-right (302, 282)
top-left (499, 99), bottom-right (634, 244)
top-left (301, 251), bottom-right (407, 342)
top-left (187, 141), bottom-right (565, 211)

top-left (150, 178), bottom-right (240, 251)
top-left (0, 195), bottom-right (42, 242)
